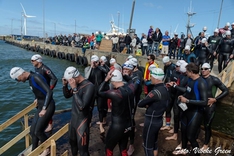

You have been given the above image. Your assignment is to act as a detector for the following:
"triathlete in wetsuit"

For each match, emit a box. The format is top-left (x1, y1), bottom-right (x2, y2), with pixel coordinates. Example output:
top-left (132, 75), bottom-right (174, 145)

top-left (98, 69), bottom-right (135, 156)
top-left (174, 63), bottom-right (207, 156)
top-left (184, 45), bottom-right (196, 63)
top-left (161, 56), bottom-right (176, 130)
top-left (63, 66), bottom-right (95, 156)
top-left (31, 54), bottom-right (58, 132)
top-left (9, 67), bottom-right (55, 153)
top-left (200, 63), bottom-right (228, 150)
top-left (196, 38), bottom-right (211, 67)
top-left (207, 29), bottom-right (222, 70)
top-left (218, 31), bottom-right (234, 73)
top-left (122, 59), bottom-right (142, 155)
top-left (85, 55), bottom-right (108, 135)
top-left (138, 68), bottom-right (169, 156)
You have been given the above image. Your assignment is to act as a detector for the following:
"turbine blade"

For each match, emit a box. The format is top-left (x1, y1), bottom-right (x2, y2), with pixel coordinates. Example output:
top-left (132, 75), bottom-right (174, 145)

top-left (20, 3), bottom-right (26, 15)
top-left (26, 15), bottom-right (36, 18)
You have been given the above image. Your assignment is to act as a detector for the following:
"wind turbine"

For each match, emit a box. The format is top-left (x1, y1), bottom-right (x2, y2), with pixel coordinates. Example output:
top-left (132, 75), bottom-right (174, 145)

top-left (20, 3), bottom-right (36, 35)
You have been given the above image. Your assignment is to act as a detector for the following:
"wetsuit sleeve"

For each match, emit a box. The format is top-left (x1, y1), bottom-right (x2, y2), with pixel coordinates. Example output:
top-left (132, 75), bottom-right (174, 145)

top-left (98, 81), bottom-right (110, 98)
top-left (73, 84), bottom-right (95, 110)
top-left (43, 65), bottom-right (58, 90)
top-left (213, 77), bottom-right (229, 101)
top-left (63, 85), bottom-right (73, 98)
top-left (34, 75), bottom-right (53, 109)
top-left (97, 65), bottom-right (109, 74)
top-left (138, 90), bottom-right (160, 107)
top-left (188, 79), bottom-right (208, 106)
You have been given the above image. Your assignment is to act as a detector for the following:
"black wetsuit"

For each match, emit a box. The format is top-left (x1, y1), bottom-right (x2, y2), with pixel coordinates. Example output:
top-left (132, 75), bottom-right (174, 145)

top-left (197, 44), bottom-right (211, 66)
top-left (179, 77), bottom-right (207, 155)
top-left (29, 72), bottom-right (55, 150)
top-left (202, 75), bottom-right (228, 145)
top-left (207, 35), bottom-right (222, 69)
top-left (218, 37), bottom-right (234, 73)
top-left (98, 81), bottom-right (135, 156)
top-left (63, 79), bottom-right (95, 156)
top-left (124, 69), bottom-right (143, 146)
top-left (35, 63), bottom-right (58, 89)
top-left (173, 73), bottom-right (188, 133)
top-left (164, 63), bottom-right (176, 126)
top-left (138, 83), bottom-right (169, 156)
top-left (87, 65), bottom-right (108, 123)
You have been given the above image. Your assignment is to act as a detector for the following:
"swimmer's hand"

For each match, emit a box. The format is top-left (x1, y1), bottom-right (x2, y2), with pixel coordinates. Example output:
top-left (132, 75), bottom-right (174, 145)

top-left (105, 69), bottom-right (114, 82)
top-left (39, 109), bottom-right (46, 117)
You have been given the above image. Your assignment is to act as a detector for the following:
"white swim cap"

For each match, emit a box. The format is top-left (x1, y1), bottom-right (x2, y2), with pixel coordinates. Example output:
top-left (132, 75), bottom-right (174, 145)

top-left (201, 38), bottom-right (207, 43)
top-left (214, 28), bottom-right (219, 33)
top-left (100, 56), bottom-right (107, 62)
top-left (150, 68), bottom-right (164, 80)
top-left (122, 61), bottom-right (134, 70)
top-left (110, 58), bottom-right (116, 64)
top-left (31, 54), bottom-right (42, 62)
top-left (91, 55), bottom-right (99, 62)
top-left (226, 31), bottom-right (231, 36)
top-left (162, 56), bottom-right (170, 63)
top-left (179, 62), bottom-right (188, 73)
top-left (176, 60), bottom-right (186, 67)
top-left (64, 66), bottom-right (80, 80)
top-left (226, 22), bottom-right (230, 27)
top-left (127, 55), bottom-right (133, 60)
top-left (10, 67), bottom-right (25, 80)
top-left (184, 45), bottom-right (190, 51)
top-left (202, 63), bottom-right (211, 69)
top-left (129, 58), bottom-right (138, 66)
top-left (148, 64), bottom-right (157, 71)
top-left (111, 69), bottom-right (122, 82)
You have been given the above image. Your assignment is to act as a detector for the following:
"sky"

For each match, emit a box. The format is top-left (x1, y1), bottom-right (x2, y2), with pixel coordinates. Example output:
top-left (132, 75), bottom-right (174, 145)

top-left (0, 0), bottom-right (234, 38)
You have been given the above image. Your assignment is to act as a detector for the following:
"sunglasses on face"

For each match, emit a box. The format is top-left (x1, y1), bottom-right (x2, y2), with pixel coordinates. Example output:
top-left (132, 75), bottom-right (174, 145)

top-left (176, 65), bottom-right (180, 67)
top-left (147, 58), bottom-right (151, 60)
top-left (15, 78), bottom-right (19, 81)
top-left (201, 68), bottom-right (209, 71)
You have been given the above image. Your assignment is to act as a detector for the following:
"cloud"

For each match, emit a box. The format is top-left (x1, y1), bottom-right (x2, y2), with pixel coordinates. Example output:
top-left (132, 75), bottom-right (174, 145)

top-left (144, 3), bottom-right (155, 8)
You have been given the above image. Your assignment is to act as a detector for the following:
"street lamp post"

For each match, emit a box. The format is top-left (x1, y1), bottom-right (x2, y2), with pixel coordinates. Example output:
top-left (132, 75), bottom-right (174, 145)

top-left (11, 19), bottom-right (13, 35)
top-left (128, 0), bottom-right (135, 36)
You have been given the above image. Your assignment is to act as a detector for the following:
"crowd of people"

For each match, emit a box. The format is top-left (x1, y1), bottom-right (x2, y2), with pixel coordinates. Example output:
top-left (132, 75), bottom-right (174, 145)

top-left (8, 21), bottom-right (233, 156)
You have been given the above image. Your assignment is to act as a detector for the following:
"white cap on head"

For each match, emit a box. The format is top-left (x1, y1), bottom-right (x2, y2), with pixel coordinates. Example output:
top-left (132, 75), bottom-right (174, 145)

top-left (129, 58), bottom-right (138, 66)
top-left (148, 64), bottom-right (157, 71)
top-left (176, 60), bottom-right (186, 67)
top-left (203, 26), bottom-right (207, 31)
top-left (202, 63), bottom-right (211, 69)
top-left (226, 22), bottom-right (230, 27)
top-left (100, 56), bottom-right (107, 62)
top-left (91, 55), bottom-right (99, 62)
top-left (110, 58), bottom-right (116, 64)
top-left (127, 55), bottom-right (133, 60)
top-left (63, 66), bottom-right (80, 80)
top-left (10, 67), bottom-right (25, 80)
top-left (174, 32), bottom-right (178, 35)
top-left (122, 61), bottom-right (134, 70)
top-left (184, 45), bottom-right (190, 51)
top-left (111, 69), bottom-right (122, 82)
top-left (232, 22), bottom-right (234, 26)
top-left (150, 68), bottom-right (164, 80)
top-left (31, 54), bottom-right (42, 62)
top-left (162, 56), bottom-right (170, 63)
top-left (226, 31), bottom-right (231, 36)
top-left (214, 28), bottom-right (219, 33)
top-left (179, 62), bottom-right (188, 73)
top-left (201, 38), bottom-right (207, 43)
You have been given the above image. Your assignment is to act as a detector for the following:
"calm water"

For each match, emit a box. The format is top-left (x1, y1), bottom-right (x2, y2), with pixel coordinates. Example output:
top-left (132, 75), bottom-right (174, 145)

top-left (0, 40), bottom-right (84, 156)
top-left (0, 40), bottom-right (233, 155)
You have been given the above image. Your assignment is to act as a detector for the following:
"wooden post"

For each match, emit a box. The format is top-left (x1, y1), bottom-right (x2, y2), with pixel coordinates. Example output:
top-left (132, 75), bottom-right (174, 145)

top-left (24, 114), bottom-right (30, 148)
top-left (50, 139), bottom-right (56, 156)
